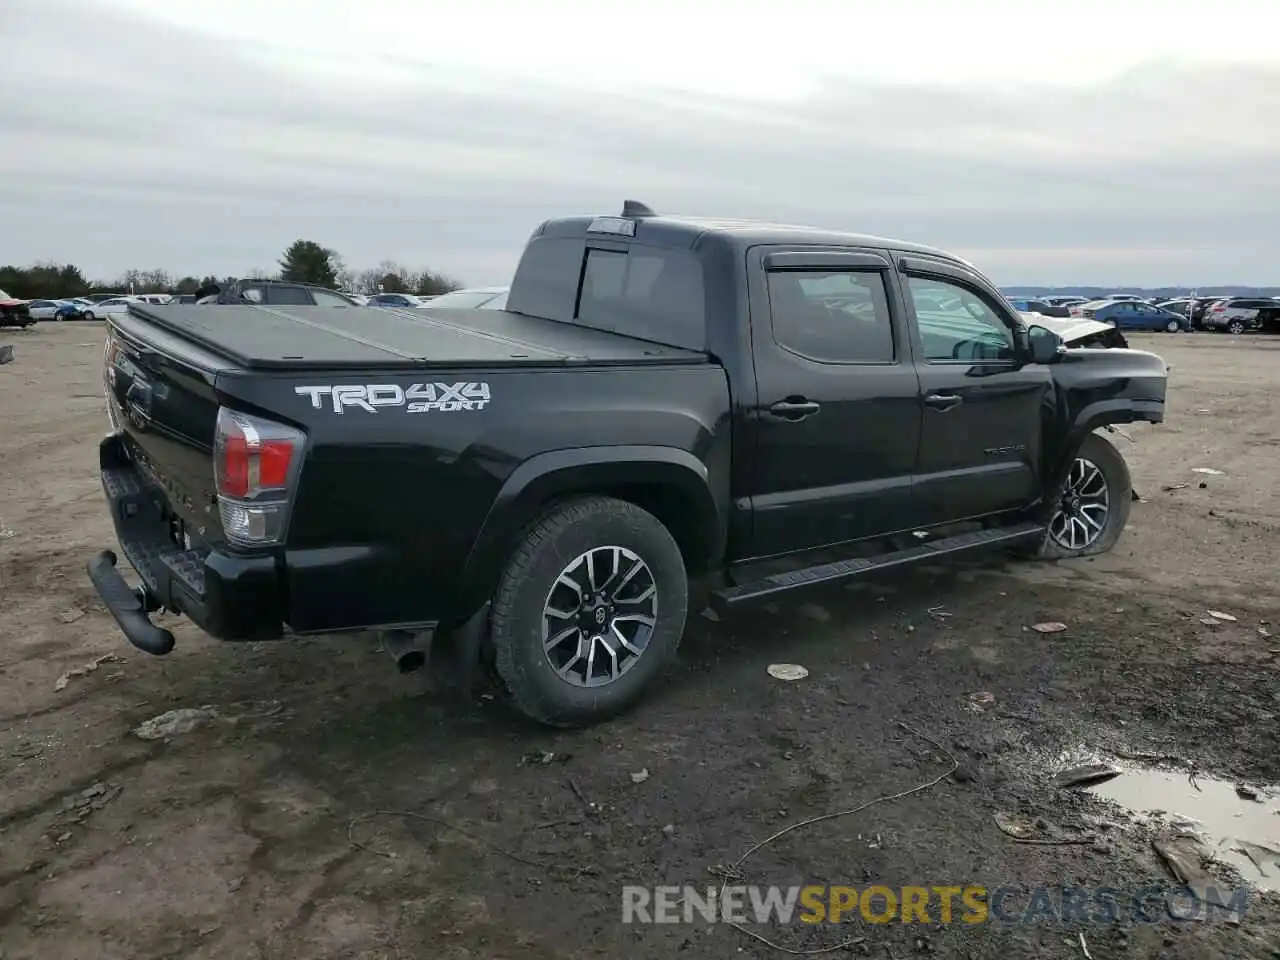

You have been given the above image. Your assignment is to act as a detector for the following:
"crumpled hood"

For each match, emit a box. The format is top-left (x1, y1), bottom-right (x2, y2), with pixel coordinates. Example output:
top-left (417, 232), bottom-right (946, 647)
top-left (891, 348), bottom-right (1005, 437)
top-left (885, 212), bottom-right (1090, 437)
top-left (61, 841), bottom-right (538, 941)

top-left (1018, 312), bottom-right (1115, 344)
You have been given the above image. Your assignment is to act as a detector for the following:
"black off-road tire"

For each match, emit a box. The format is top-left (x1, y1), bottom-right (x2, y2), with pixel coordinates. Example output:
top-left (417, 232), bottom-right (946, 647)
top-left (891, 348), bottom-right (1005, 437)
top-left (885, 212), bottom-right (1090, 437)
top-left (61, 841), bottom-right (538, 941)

top-left (1035, 432), bottom-right (1132, 559)
top-left (489, 496), bottom-right (688, 727)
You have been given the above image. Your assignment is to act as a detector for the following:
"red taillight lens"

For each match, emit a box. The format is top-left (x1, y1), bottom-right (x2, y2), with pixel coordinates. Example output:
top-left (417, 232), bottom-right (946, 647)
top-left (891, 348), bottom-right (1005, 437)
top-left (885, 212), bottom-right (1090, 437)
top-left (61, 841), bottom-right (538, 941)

top-left (214, 408), bottom-right (304, 545)
top-left (1212, 305), bottom-right (1225, 312)
top-left (214, 408), bottom-right (301, 499)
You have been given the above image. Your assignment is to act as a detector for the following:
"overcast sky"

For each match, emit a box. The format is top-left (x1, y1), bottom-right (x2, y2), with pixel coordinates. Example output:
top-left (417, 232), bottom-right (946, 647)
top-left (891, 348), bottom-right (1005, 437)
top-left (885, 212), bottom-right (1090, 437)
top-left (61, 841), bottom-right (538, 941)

top-left (2, 0), bottom-right (1277, 287)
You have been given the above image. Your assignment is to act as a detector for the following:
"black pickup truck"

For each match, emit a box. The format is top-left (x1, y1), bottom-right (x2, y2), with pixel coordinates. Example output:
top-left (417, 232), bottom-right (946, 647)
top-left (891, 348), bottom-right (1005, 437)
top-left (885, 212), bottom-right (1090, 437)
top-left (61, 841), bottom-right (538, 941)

top-left (88, 202), bottom-right (1168, 726)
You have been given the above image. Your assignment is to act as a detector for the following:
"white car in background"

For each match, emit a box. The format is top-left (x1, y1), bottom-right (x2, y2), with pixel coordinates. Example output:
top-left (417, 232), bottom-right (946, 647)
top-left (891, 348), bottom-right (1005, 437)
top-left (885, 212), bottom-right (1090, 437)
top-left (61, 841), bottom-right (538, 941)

top-left (94, 296), bottom-right (145, 318)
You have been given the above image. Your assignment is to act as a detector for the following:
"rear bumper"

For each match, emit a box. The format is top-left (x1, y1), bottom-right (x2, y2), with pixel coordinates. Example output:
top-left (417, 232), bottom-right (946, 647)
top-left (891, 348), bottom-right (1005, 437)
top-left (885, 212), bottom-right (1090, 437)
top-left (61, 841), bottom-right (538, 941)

top-left (88, 434), bottom-right (285, 653)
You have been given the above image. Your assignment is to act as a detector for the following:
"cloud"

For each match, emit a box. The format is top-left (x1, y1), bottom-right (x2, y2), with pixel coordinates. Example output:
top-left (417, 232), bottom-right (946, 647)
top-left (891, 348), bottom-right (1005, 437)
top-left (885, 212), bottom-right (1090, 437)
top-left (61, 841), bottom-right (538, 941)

top-left (1, 0), bottom-right (1277, 285)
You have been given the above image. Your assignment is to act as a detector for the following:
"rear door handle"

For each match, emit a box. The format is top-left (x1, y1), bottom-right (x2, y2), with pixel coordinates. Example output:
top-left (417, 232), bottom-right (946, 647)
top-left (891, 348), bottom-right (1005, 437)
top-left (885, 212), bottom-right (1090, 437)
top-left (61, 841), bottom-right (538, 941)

top-left (924, 393), bottom-right (963, 412)
top-left (768, 399), bottom-right (821, 420)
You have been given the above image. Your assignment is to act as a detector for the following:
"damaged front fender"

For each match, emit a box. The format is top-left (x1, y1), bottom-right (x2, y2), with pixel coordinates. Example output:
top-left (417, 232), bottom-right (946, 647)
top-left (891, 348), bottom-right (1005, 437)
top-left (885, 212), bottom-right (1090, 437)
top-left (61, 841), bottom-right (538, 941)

top-left (1041, 346), bottom-right (1168, 493)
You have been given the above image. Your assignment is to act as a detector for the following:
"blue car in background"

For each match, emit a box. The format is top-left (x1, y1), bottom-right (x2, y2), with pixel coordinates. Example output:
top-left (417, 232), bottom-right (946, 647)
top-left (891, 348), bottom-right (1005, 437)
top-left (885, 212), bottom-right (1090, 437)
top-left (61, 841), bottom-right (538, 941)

top-left (1079, 300), bottom-right (1188, 332)
top-left (23, 299), bottom-right (86, 321)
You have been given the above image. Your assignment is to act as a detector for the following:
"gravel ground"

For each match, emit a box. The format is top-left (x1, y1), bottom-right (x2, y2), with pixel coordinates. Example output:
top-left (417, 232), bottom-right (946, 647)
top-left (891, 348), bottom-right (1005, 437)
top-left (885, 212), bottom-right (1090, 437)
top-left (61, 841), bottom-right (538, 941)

top-left (1, 324), bottom-right (1278, 959)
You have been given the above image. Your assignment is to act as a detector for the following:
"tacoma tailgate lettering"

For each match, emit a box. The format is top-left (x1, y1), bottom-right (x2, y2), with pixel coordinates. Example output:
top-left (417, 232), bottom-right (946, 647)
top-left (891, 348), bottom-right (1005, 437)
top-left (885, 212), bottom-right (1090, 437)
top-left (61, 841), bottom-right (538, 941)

top-left (294, 382), bottom-right (491, 414)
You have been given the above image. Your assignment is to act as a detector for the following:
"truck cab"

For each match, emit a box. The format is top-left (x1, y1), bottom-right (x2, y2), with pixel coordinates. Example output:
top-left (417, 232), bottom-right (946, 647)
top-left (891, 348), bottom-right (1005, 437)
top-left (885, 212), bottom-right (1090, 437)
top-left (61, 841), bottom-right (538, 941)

top-left (507, 205), bottom-right (1163, 564)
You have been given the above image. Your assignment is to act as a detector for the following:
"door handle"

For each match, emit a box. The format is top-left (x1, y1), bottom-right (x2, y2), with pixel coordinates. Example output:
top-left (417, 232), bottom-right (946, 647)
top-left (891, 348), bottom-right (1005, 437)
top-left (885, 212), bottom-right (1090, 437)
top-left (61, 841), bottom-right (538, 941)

top-left (768, 399), bottom-right (821, 420)
top-left (924, 393), bottom-right (963, 412)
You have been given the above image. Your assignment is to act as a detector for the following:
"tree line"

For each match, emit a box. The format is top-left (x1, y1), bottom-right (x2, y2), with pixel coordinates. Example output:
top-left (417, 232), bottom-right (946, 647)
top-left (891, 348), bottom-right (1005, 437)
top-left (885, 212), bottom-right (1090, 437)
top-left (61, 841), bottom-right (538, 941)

top-left (0, 239), bottom-right (463, 300)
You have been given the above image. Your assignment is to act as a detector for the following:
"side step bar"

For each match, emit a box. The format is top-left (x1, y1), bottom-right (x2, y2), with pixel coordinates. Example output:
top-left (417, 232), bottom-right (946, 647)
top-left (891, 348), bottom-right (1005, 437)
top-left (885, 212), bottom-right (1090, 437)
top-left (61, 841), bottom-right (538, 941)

top-left (710, 521), bottom-right (1045, 614)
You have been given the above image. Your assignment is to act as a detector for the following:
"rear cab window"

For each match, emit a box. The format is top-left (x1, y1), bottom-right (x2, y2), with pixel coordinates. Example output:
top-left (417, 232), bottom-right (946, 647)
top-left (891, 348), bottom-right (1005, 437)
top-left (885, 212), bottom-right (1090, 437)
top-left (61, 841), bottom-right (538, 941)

top-left (505, 223), bottom-right (707, 351)
top-left (575, 246), bottom-right (705, 350)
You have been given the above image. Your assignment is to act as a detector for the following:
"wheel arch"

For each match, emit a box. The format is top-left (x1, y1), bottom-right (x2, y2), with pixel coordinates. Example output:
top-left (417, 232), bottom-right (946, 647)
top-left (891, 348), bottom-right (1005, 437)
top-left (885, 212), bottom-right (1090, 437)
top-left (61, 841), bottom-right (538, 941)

top-left (458, 446), bottom-right (727, 613)
top-left (1047, 402), bottom-right (1147, 492)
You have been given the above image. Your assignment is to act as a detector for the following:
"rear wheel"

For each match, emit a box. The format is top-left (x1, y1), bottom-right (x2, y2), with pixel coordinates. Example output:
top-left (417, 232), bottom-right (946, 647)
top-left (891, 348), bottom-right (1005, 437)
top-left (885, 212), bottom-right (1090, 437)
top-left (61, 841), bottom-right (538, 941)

top-left (1227, 319), bottom-right (1245, 335)
top-left (82, 310), bottom-right (96, 321)
top-left (1036, 432), bottom-right (1132, 559)
top-left (489, 496), bottom-right (688, 727)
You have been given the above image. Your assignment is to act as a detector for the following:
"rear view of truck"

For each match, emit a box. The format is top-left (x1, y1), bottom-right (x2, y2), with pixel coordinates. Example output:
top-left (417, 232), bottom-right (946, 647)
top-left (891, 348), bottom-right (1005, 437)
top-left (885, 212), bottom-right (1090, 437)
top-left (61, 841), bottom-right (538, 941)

top-left (89, 298), bottom-right (724, 671)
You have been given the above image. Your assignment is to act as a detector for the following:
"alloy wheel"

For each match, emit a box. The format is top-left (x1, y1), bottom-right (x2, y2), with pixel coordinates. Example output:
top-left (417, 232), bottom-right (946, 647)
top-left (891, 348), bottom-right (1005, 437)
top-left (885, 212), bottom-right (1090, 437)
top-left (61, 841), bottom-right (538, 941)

top-left (1048, 457), bottom-right (1110, 551)
top-left (541, 546), bottom-right (658, 687)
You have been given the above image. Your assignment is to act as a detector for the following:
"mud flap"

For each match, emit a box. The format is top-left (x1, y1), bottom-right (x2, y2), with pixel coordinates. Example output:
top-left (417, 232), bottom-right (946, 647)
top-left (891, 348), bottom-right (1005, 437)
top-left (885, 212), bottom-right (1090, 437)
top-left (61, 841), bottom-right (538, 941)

top-left (426, 602), bottom-right (491, 702)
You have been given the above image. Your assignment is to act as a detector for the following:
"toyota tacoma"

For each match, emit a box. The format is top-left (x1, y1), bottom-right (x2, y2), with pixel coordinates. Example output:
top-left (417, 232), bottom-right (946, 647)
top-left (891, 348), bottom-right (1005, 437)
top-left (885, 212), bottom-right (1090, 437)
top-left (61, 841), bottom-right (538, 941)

top-left (87, 202), bottom-right (1168, 726)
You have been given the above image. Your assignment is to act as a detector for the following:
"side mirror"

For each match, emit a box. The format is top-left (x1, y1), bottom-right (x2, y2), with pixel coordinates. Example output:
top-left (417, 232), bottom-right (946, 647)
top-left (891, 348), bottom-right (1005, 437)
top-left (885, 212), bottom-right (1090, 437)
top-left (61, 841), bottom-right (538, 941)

top-left (1027, 324), bottom-right (1064, 364)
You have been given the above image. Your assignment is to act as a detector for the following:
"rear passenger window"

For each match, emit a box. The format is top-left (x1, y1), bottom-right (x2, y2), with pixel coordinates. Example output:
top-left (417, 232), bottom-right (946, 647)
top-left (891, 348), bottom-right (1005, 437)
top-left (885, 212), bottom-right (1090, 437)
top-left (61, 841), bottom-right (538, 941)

top-left (576, 246), bottom-right (706, 350)
top-left (765, 270), bottom-right (895, 364)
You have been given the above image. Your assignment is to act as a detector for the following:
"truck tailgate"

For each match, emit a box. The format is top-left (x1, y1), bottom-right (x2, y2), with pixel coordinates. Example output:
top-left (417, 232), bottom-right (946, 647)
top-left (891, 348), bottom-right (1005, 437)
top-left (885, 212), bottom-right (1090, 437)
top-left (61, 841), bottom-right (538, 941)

top-left (124, 303), bottom-right (708, 371)
top-left (104, 321), bottom-right (226, 543)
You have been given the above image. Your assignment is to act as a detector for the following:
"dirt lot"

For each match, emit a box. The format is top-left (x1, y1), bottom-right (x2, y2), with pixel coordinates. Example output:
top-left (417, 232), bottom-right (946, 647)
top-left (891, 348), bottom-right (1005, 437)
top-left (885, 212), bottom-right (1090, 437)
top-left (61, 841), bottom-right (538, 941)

top-left (2, 324), bottom-right (1278, 959)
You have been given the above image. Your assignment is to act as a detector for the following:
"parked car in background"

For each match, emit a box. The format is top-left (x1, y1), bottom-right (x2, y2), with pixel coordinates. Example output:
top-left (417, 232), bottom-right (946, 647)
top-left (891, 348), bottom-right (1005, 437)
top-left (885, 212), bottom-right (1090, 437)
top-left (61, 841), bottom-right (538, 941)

top-left (94, 297), bottom-right (147, 318)
top-left (195, 279), bottom-right (359, 307)
top-left (65, 298), bottom-right (102, 320)
top-left (0, 288), bottom-right (35, 328)
top-left (1006, 297), bottom-right (1071, 318)
top-left (83, 293), bottom-right (127, 304)
top-left (366, 293), bottom-right (427, 308)
top-left (423, 286), bottom-right (510, 310)
top-left (1188, 297), bottom-right (1225, 329)
top-left (1201, 297), bottom-right (1280, 335)
top-left (1042, 295), bottom-right (1090, 308)
top-left (1079, 300), bottom-right (1187, 332)
top-left (23, 299), bottom-right (82, 321)
top-left (1155, 298), bottom-right (1191, 316)
top-left (1068, 299), bottom-right (1110, 317)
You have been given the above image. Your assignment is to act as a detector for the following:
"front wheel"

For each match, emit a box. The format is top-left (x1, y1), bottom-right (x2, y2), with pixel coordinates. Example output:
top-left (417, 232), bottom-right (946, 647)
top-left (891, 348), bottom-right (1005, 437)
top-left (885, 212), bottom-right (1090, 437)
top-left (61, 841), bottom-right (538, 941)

top-left (1164, 318), bottom-right (1180, 333)
top-left (1036, 432), bottom-right (1132, 559)
top-left (489, 496), bottom-right (688, 727)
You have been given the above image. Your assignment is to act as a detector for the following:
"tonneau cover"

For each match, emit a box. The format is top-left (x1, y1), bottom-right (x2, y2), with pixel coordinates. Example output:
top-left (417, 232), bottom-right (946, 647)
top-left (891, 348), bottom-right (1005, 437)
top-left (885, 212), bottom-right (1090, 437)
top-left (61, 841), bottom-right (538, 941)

top-left (123, 303), bottom-right (708, 371)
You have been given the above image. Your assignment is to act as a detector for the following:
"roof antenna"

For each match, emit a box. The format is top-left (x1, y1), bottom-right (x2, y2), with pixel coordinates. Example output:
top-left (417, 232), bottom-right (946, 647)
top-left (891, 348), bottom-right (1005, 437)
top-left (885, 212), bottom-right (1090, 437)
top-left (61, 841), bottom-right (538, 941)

top-left (622, 199), bottom-right (656, 218)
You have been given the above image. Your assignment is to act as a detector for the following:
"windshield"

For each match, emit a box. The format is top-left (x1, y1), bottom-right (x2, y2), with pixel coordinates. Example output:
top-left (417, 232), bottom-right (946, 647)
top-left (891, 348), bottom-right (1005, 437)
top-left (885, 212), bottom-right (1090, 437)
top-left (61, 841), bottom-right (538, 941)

top-left (426, 289), bottom-right (502, 309)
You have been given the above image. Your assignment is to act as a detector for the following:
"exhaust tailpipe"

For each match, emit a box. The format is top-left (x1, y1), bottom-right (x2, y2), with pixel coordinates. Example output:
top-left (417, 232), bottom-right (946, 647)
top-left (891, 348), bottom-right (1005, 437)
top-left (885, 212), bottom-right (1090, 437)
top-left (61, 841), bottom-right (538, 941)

top-left (381, 630), bottom-right (426, 674)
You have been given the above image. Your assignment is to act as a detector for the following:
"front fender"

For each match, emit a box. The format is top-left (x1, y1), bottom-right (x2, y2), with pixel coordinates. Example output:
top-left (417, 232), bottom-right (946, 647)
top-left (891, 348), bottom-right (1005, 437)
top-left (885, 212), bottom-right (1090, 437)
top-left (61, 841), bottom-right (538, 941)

top-left (459, 445), bottom-right (727, 611)
top-left (1044, 347), bottom-right (1167, 487)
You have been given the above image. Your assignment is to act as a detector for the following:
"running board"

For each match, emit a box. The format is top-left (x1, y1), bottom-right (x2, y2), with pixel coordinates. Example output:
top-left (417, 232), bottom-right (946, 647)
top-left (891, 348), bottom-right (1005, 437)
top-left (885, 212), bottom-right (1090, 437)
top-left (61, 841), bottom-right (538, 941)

top-left (710, 521), bottom-right (1045, 614)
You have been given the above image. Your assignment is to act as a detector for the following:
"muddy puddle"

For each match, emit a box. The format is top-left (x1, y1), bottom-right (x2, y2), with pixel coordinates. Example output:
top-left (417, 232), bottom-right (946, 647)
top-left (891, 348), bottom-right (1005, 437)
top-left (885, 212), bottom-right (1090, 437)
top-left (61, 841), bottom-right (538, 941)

top-left (1087, 766), bottom-right (1280, 891)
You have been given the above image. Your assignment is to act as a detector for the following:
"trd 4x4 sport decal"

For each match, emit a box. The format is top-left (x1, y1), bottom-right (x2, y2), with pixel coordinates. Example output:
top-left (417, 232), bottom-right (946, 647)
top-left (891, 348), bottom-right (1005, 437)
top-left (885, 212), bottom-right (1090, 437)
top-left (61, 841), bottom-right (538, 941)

top-left (294, 382), bottom-right (491, 414)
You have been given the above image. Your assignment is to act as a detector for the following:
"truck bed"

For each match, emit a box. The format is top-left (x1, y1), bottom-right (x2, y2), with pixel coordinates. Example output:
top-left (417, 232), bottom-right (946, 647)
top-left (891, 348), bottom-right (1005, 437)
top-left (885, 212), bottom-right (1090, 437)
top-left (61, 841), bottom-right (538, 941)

top-left (122, 303), bottom-right (708, 371)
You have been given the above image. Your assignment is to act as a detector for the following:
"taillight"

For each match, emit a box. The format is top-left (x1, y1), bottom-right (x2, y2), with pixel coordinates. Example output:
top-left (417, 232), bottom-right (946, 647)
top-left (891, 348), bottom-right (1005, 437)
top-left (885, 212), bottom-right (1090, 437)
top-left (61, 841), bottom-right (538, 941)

top-left (1211, 305), bottom-right (1225, 312)
top-left (213, 407), bottom-right (304, 545)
